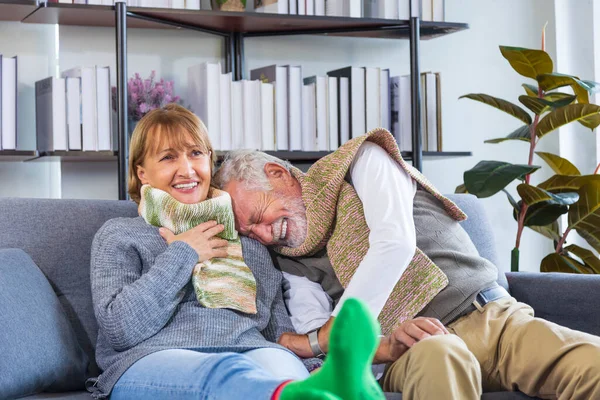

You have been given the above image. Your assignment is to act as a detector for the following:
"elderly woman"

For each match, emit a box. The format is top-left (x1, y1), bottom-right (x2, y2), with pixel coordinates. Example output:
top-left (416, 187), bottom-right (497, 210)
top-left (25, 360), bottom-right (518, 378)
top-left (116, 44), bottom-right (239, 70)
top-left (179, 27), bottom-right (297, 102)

top-left (87, 104), bottom-right (383, 400)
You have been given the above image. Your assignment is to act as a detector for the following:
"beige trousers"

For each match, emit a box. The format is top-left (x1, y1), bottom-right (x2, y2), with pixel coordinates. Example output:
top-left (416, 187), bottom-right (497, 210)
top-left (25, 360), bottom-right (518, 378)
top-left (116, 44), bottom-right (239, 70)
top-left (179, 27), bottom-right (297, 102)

top-left (380, 297), bottom-right (600, 400)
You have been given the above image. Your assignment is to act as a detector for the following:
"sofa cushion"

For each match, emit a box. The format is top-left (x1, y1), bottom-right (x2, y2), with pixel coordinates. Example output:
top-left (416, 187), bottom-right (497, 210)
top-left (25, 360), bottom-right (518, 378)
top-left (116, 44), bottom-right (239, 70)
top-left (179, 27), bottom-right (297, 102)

top-left (0, 197), bottom-right (139, 380)
top-left (0, 249), bottom-right (88, 398)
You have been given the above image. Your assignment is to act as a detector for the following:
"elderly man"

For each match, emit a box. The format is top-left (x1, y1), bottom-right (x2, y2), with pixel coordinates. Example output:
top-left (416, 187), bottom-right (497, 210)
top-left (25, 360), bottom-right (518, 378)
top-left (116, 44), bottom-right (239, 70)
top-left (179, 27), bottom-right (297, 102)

top-left (214, 129), bottom-right (600, 399)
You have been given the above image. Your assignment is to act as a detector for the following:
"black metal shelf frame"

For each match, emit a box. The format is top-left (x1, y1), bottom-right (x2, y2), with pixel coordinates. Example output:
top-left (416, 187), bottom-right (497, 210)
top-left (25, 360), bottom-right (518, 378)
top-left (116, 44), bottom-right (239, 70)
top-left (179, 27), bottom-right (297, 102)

top-left (110, 0), bottom-right (449, 199)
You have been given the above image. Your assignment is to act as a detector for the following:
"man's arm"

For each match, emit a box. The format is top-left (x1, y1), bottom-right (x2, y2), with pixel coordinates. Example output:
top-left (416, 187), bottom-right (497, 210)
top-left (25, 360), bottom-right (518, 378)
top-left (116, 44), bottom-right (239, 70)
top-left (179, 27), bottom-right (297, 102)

top-left (282, 272), bottom-right (333, 334)
top-left (332, 141), bottom-right (417, 319)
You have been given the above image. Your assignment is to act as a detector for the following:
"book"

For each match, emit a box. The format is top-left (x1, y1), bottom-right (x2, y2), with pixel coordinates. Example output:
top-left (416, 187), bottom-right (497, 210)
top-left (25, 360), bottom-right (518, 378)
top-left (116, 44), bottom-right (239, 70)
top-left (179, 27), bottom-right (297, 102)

top-left (301, 83), bottom-right (317, 151)
top-left (96, 66), bottom-right (112, 151)
top-left (339, 77), bottom-right (350, 145)
top-left (250, 65), bottom-right (289, 151)
top-left (399, 75), bottom-right (412, 152)
top-left (424, 72), bottom-right (437, 151)
top-left (242, 80), bottom-right (261, 149)
top-left (231, 81), bottom-right (244, 150)
top-left (185, 0), bottom-right (200, 8)
top-left (314, 0), bottom-right (324, 15)
top-left (327, 66), bottom-right (365, 139)
top-left (365, 67), bottom-right (380, 132)
top-left (1, 55), bottom-right (17, 150)
top-left (260, 82), bottom-right (275, 151)
top-left (304, 76), bottom-right (328, 151)
top-left (432, 0), bottom-right (444, 21)
top-left (62, 67), bottom-right (97, 151)
top-left (188, 62), bottom-right (221, 150)
top-left (390, 76), bottom-right (400, 144)
top-left (220, 72), bottom-right (232, 151)
top-left (327, 76), bottom-right (339, 150)
top-left (435, 72), bottom-right (443, 151)
top-left (398, 0), bottom-right (410, 19)
top-left (421, 0), bottom-right (432, 21)
top-left (289, 0), bottom-right (297, 14)
top-left (380, 68), bottom-right (391, 131)
top-left (66, 77), bottom-right (82, 150)
top-left (254, 0), bottom-right (288, 14)
top-left (326, 0), bottom-right (361, 17)
top-left (35, 77), bottom-right (67, 152)
top-left (287, 65), bottom-right (303, 151)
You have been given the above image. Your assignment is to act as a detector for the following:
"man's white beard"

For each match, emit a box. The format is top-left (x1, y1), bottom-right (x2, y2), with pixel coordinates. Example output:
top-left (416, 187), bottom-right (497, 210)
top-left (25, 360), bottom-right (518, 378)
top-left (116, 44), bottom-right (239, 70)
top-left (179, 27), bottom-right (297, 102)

top-left (280, 195), bottom-right (308, 248)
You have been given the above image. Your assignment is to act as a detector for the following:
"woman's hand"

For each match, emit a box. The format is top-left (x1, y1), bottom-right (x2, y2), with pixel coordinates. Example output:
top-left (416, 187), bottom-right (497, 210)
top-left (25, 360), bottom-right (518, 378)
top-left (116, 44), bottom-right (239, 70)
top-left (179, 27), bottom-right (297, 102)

top-left (159, 221), bottom-right (229, 262)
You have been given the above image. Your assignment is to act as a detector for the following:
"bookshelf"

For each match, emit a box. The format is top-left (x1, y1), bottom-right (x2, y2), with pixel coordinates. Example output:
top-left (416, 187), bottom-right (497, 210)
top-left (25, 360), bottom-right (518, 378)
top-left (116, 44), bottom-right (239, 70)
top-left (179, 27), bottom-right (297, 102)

top-left (0, 150), bottom-right (39, 161)
top-left (0, 0), bottom-right (472, 199)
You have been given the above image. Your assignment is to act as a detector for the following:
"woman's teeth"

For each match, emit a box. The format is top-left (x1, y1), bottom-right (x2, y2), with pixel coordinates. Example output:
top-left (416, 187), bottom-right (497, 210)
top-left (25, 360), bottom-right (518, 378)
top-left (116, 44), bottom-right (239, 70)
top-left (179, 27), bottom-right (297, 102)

top-left (173, 182), bottom-right (198, 189)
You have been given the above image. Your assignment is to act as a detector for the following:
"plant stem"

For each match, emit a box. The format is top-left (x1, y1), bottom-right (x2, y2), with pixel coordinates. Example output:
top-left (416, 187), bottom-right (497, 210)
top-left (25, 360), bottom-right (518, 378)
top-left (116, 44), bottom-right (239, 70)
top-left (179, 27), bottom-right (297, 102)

top-left (594, 163), bottom-right (600, 175)
top-left (515, 203), bottom-right (528, 248)
top-left (556, 227), bottom-right (571, 253)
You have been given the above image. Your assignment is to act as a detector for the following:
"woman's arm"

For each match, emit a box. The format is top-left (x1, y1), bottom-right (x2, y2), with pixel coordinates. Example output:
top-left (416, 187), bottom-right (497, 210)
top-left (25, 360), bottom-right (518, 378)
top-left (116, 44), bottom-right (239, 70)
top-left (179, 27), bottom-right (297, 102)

top-left (91, 219), bottom-right (198, 352)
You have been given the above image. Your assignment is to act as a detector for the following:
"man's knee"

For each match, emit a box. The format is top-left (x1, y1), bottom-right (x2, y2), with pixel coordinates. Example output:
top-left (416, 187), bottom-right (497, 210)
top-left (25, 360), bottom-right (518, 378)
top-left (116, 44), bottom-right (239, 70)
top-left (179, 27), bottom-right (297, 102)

top-left (408, 334), bottom-right (477, 367)
top-left (382, 334), bottom-right (481, 397)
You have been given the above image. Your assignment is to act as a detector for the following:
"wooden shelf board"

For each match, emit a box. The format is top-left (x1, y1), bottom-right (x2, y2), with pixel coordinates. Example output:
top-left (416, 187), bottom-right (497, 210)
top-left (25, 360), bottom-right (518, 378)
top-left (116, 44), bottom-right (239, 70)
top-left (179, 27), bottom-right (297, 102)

top-left (34, 150), bottom-right (118, 162)
top-left (0, 0), bottom-right (38, 22)
top-left (21, 3), bottom-right (468, 39)
top-left (0, 150), bottom-right (39, 161)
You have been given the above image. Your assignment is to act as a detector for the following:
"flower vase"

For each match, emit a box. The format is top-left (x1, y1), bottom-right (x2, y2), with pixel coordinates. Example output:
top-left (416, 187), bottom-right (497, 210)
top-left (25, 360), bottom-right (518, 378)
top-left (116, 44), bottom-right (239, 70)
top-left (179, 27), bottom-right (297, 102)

top-left (211, 0), bottom-right (245, 11)
top-left (128, 118), bottom-right (138, 138)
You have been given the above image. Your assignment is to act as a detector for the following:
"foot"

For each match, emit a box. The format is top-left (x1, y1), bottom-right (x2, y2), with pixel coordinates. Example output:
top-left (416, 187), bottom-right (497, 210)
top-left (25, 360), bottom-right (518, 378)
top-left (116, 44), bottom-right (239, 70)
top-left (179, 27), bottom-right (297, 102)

top-left (279, 298), bottom-right (385, 400)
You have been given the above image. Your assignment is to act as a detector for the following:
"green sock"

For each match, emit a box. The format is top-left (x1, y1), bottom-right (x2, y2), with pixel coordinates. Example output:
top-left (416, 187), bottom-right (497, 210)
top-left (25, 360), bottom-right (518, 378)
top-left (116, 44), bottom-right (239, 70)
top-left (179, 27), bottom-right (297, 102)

top-left (279, 298), bottom-right (386, 400)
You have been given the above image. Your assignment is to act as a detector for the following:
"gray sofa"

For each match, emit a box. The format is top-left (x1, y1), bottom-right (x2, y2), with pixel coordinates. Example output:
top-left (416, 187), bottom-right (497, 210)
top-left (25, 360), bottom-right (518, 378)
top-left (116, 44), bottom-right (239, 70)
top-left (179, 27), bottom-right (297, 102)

top-left (0, 194), bottom-right (599, 400)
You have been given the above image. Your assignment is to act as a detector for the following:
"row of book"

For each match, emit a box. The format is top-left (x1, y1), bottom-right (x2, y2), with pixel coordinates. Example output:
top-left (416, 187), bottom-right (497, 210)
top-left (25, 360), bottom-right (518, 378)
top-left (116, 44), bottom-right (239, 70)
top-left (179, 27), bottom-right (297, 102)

top-left (49, 0), bottom-right (445, 20)
top-left (391, 72), bottom-right (442, 152)
top-left (188, 62), bottom-right (443, 152)
top-left (35, 67), bottom-right (113, 152)
top-left (0, 55), bottom-right (17, 151)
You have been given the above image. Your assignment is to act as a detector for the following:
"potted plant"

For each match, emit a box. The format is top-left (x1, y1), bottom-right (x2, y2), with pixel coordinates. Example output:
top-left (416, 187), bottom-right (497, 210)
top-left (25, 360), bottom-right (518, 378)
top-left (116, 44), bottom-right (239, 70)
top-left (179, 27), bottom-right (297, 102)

top-left (111, 71), bottom-right (183, 135)
top-left (457, 28), bottom-right (600, 274)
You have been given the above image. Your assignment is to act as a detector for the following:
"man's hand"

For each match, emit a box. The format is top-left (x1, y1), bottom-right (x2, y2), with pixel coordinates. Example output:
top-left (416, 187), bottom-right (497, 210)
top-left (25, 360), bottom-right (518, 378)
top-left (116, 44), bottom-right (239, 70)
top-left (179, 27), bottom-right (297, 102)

top-left (278, 332), bottom-right (314, 358)
top-left (373, 317), bottom-right (449, 364)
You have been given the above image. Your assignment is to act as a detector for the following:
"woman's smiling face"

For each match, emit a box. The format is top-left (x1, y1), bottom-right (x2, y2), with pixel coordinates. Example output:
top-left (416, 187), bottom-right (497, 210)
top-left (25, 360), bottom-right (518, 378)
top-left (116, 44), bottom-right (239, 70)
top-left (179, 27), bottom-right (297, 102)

top-left (136, 126), bottom-right (212, 204)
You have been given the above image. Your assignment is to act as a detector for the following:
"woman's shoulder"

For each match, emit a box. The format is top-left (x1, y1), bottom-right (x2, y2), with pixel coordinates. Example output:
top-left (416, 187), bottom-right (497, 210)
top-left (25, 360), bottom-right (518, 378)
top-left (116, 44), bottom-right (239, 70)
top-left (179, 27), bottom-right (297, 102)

top-left (94, 216), bottom-right (154, 245)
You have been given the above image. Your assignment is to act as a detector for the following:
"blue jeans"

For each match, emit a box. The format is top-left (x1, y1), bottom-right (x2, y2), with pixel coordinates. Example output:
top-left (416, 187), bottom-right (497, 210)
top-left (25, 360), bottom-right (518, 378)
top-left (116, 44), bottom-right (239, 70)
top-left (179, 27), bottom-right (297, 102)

top-left (110, 348), bottom-right (310, 399)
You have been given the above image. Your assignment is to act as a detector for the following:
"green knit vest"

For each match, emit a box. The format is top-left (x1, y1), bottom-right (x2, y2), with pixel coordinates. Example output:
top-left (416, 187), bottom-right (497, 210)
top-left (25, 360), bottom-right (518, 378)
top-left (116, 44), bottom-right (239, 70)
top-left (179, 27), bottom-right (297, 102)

top-left (274, 128), bottom-right (467, 334)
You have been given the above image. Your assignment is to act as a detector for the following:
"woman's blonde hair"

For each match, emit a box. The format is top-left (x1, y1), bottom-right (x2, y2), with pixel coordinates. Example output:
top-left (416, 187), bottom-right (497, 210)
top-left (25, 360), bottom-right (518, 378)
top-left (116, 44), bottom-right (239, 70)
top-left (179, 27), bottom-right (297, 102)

top-left (128, 103), bottom-right (216, 204)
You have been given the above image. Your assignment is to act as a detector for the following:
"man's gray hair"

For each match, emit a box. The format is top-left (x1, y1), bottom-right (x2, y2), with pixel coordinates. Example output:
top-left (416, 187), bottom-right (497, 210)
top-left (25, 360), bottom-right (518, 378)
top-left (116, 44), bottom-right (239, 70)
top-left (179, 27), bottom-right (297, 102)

top-left (213, 149), bottom-right (293, 191)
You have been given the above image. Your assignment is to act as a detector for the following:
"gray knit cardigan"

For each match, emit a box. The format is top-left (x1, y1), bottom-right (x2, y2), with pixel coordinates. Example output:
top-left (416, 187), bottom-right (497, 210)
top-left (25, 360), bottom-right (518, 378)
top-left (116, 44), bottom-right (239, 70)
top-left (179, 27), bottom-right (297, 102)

top-left (87, 216), bottom-right (317, 399)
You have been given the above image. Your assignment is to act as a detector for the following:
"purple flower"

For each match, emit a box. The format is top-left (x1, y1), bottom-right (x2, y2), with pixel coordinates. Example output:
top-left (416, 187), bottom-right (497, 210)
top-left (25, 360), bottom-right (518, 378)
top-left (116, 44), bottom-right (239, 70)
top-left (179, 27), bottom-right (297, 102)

top-left (111, 71), bottom-right (184, 120)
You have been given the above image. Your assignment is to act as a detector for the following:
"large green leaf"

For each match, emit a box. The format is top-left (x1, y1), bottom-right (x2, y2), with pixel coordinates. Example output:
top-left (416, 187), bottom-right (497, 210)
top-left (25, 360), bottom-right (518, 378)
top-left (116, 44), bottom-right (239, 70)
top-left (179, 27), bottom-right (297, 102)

top-left (544, 92), bottom-right (578, 103)
top-left (514, 200), bottom-right (569, 226)
top-left (485, 125), bottom-right (532, 144)
top-left (528, 221), bottom-right (561, 242)
top-left (535, 152), bottom-right (581, 175)
top-left (541, 253), bottom-right (590, 274)
top-left (512, 186), bottom-right (578, 226)
top-left (523, 84), bottom-right (539, 96)
top-left (464, 161), bottom-right (540, 198)
top-left (568, 181), bottom-right (600, 253)
top-left (517, 183), bottom-right (552, 205)
top-left (538, 174), bottom-right (600, 193)
top-left (564, 244), bottom-right (600, 274)
top-left (535, 104), bottom-right (600, 138)
top-left (579, 113), bottom-right (600, 130)
top-left (460, 94), bottom-right (532, 125)
top-left (519, 96), bottom-right (550, 115)
top-left (503, 188), bottom-right (520, 211)
top-left (500, 46), bottom-right (553, 79)
top-left (537, 73), bottom-right (593, 103)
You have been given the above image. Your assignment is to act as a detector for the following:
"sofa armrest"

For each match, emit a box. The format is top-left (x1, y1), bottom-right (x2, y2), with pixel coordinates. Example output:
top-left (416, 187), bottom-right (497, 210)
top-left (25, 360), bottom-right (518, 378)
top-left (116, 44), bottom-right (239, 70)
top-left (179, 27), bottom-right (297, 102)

top-left (506, 272), bottom-right (600, 336)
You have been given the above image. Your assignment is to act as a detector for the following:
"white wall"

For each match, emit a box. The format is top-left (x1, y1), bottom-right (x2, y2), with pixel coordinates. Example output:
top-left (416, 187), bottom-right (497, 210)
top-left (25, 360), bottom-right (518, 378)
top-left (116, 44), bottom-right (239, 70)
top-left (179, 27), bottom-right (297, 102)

top-left (0, 0), bottom-right (584, 272)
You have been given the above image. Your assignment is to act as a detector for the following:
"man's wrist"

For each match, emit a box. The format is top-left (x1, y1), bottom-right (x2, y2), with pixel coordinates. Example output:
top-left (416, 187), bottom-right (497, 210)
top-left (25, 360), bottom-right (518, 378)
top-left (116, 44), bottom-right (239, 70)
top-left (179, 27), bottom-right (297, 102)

top-left (307, 328), bottom-right (326, 359)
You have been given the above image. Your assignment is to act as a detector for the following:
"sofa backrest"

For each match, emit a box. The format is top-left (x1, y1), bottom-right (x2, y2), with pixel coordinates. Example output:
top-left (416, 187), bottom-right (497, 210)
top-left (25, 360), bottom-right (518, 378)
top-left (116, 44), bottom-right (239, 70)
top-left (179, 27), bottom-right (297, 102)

top-left (446, 194), bottom-right (509, 290)
top-left (0, 198), bottom-right (138, 377)
top-left (0, 194), bottom-right (504, 377)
